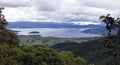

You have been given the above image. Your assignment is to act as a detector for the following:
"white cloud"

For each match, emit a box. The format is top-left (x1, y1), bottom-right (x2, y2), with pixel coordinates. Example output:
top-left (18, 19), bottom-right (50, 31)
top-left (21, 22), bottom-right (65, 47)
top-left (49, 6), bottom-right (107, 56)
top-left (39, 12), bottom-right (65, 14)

top-left (0, 0), bottom-right (31, 7)
top-left (0, 0), bottom-right (120, 24)
top-left (3, 7), bottom-right (47, 22)
top-left (81, 0), bottom-right (120, 10)
top-left (31, 0), bottom-right (59, 11)
top-left (73, 21), bottom-right (100, 25)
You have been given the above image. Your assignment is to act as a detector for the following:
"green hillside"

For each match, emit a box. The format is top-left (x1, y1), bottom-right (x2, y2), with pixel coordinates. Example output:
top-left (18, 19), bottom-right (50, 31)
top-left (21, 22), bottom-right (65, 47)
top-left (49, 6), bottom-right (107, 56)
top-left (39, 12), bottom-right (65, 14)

top-left (52, 36), bottom-right (120, 65)
top-left (19, 35), bottom-right (88, 46)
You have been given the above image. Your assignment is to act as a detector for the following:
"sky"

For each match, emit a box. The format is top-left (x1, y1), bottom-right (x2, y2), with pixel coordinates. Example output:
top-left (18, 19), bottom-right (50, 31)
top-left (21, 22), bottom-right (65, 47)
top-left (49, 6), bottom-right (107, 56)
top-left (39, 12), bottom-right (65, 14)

top-left (0, 0), bottom-right (120, 25)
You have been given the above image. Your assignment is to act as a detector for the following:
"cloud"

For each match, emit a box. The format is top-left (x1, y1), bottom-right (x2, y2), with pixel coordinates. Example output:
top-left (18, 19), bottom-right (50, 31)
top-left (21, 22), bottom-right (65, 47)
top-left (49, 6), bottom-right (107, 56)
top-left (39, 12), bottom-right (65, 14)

top-left (73, 21), bottom-right (100, 25)
top-left (3, 7), bottom-right (47, 22)
top-left (81, 0), bottom-right (120, 10)
top-left (0, 0), bottom-right (31, 7)
top-left (0, 0), bottom-right (120, 24)
top-left (31, 0), bottom-right (59, 11)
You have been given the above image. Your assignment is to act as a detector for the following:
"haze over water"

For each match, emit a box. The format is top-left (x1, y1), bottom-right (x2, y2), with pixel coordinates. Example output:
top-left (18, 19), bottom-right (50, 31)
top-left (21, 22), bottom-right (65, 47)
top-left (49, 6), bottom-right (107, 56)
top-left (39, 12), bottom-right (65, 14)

top-left (10, 28), bottom-right (101, 38)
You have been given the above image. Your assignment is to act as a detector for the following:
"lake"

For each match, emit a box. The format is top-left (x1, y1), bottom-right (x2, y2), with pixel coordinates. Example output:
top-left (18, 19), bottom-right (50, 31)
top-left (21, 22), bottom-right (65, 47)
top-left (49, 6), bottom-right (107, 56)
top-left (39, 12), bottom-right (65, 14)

top-left (10, 28), bottom-right (101, 38)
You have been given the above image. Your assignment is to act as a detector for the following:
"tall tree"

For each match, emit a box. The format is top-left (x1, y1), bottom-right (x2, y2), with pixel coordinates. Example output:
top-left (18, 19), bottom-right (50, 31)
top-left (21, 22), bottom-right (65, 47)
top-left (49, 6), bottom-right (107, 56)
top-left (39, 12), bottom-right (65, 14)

top-left (0, 7), bottom-right (19, 46)
top-left (100, 14), bottom-right (116, 35)
top-left (0, 7), bottom-right (8, 30)
top-left (100, 14), bottom-right (120, 65)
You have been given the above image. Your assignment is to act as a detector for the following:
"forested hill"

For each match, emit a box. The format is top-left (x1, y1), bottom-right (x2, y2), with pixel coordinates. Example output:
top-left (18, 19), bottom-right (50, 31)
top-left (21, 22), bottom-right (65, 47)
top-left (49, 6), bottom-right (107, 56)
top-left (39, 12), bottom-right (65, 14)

top-left (52, 36), bottom-right (120, 65)
top-left (52, 40), bottom-right (104, 65)
top-left (8, 22), bottom-right (103, 28)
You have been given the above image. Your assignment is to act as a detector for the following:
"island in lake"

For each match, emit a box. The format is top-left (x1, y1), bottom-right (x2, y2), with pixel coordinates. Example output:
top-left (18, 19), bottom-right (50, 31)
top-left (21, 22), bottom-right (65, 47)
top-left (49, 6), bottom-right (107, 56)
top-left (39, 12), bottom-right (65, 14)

top-left (29, 31), bottom-right (40, 35)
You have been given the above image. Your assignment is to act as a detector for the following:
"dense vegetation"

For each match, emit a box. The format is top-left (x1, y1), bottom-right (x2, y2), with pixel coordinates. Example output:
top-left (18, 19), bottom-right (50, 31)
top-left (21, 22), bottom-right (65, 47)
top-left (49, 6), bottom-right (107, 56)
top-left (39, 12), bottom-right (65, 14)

top-left (0, 44), bottom-right (91, 65)
top-left (52, 40), bottom-right (103, 64)
top-left (0, 8), bottom-right (90, 65)
top-left (52, 36), bottom-right (120, 65)
top-left (19, 35), bottom-right (88, 46)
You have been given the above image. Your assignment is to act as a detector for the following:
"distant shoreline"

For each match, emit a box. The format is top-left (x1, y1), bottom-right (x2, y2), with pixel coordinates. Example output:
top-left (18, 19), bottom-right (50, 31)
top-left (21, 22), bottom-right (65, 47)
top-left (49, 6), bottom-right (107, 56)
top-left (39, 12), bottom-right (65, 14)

top-left (9, 28), bottom-right (101, 38)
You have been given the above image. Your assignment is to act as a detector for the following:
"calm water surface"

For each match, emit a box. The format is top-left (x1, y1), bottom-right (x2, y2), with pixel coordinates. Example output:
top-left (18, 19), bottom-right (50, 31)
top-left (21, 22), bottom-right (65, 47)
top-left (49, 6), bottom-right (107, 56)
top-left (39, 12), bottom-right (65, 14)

top-left (10, 28), bottom-right (101, 38)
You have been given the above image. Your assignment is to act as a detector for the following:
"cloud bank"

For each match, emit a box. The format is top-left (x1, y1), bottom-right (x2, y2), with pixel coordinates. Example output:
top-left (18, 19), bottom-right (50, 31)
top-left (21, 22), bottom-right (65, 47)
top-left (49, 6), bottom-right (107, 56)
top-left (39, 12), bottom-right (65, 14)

top-left (0, 0), bottom-right (120, 25)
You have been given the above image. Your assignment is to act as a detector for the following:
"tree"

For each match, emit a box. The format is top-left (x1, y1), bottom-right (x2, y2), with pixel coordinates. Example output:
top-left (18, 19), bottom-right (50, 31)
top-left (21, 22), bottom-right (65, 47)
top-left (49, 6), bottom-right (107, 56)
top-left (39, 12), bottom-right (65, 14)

top-left (100, 14), bottom-right (120, 65)
top-left (59, 51), bottom-right (88, 65)
top-left (99, 14), bottom-right (120, 50)
top-left (74, 57), bottom-right (87, 65)
top-left (100, 14), bottom-right (120, 37)
top-left (0, 7), bottom-right (19, 46)
top-left (0, 7), bottom-right (8, 30)
top-left (100, 14), bottom-right (116, 35)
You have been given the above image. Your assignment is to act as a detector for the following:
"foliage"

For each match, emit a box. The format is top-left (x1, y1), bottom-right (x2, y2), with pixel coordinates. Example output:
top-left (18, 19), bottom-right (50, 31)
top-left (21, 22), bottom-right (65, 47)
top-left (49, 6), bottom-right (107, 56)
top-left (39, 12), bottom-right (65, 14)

top-left (19, 35), bottom-right (87, 46)
top-left (52, 40), bottom-right (104, 65)
top-left (100, 14), bottom-right (120, 55)
top-left (0, 7), bottom-right (19, 46)
top-left (0, 44), bottom-right (89, 65)
top-left (99, 14), bottom-right (120, 65)
top-left (0, 30), bottom-right (19, 46)
top-left (100, 14), bottom-right (116, 33)
top-left (52, 38), bottom-right (120, 65)
top-left (0, 7), bottom-right (8, 30)
top-left (59, 51), bottom-right (88, 65)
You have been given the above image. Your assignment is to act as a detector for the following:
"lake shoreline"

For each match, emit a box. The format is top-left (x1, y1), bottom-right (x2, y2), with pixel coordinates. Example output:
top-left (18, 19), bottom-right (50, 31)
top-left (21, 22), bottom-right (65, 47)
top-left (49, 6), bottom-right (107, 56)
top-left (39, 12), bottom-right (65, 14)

top-left (9, 28), bottom-right (101, 38)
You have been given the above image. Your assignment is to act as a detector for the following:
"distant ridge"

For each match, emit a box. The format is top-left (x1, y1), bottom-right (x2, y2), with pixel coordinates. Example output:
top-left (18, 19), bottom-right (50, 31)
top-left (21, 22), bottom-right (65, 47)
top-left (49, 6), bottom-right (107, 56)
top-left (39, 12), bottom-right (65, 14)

top-left (8, 22), bottom-right (103, 28)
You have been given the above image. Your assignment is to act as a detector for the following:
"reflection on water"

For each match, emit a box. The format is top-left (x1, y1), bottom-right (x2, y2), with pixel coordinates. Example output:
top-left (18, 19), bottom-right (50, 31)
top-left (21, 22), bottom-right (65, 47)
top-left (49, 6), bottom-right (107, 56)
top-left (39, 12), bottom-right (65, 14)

top-left (10, 28), bottom-right (101, 38)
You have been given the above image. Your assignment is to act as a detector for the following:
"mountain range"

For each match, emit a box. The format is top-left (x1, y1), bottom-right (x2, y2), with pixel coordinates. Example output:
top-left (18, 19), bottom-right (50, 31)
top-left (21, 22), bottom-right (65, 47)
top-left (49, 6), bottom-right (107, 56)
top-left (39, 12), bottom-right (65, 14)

top-left (8, 22), bottom-right (103, 28)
